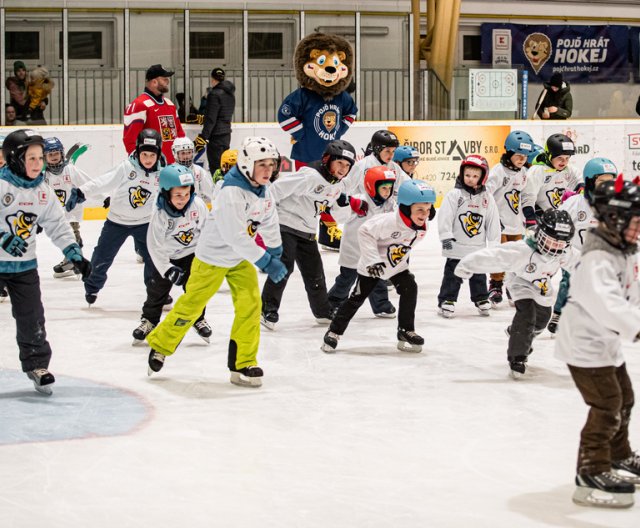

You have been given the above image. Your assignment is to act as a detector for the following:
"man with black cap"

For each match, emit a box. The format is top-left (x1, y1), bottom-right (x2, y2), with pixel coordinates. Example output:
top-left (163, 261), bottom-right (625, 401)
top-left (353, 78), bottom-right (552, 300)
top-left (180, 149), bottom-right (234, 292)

top-left (195, 67), bottom-right (235, 173)
top-left (123, 64), bottom-right (185, 163)
top-left (534, 72), bottom-right (573, 120)
top-left (5, 61), bottom-right (28, 121)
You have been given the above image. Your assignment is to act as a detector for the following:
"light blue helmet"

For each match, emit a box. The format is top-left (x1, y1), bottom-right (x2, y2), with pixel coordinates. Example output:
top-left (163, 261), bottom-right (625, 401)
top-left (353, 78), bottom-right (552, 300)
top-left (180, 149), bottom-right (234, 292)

top-left (504, 130), bottom-right (535, 156)
top-left (159, 163), bottom-right (195, 191)
top-left (0, 135), bottom-right (5, 148)
top-left (397, 179), bottom-right (436, 206)
top-left (43, 136), bottom-right (66, 174)
top-left (393, 145), bottom-right (419, 164)
top-left (583, 157), bottom-right (617, 201)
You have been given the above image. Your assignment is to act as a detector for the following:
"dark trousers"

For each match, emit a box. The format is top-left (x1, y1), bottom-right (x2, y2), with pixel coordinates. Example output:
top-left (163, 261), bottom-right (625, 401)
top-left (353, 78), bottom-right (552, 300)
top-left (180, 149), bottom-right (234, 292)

top-left (507, 299), bottom-right (551, 360)
top-left (261, 230), bottom-right (332, 319)
top-left (0, 269), bottom-right (52, 372)
top-left (330, 270), bottom-right (417, 336)
top-left (328, 266), bottom-right (394, 314)
top-left (437, 257), bottom-right (488, 305)
top-left (142, 253), bottom-right (205, 325)
top-left (206, 133), bottom-right (231, 173)
top-left (568, 363), bottom-right (634, 474)
top-left (84, 219), bottom-right (153, 295)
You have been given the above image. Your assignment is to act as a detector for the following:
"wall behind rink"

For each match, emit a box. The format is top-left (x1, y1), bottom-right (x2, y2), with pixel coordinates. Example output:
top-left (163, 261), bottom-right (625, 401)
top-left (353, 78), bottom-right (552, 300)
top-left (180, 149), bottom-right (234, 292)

top-left (1, 120), bottom-right (639, 218)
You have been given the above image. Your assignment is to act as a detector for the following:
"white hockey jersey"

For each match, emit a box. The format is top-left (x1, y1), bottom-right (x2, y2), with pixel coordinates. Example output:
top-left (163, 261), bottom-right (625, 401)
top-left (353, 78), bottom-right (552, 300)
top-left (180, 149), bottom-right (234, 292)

top-left (485, 163), bottom-right (527, 235)
top-left (342, 153), bottom-right (406, 197)
top-left (338, 192), bottom-right (396, 269)
top-left (195, 167), bottom-right (281, 268)
top-left (437, 186), bottom-right (501, 259)
top-left (45, 164), bottom-right (91, 223)
top-left (269, 165), bottom-right (344, 235)
top-left (0, 171), bottom-right (76, 273)
top-left (555, 231), bottom-right (640, 368)
top-left (356, 211), bottom-right (427, 280)
top-left (455, 239), bottom-right (578, 307)
top-left (191, 164), bottom-right (215, 206)
top-left (522, 163), bottom-right (583, 213)
top-left (80, 156), bottom-right (160, 226)
top-left (559, 193), bottom-right (596, 251)
top-left (146, 195), bottom-right (208, 276)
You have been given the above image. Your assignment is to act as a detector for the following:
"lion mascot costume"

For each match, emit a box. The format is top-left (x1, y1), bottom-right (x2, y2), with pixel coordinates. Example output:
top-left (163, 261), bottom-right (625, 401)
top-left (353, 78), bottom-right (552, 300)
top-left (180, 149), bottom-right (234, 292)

top-left (278, 33), bottom-right (358, 249)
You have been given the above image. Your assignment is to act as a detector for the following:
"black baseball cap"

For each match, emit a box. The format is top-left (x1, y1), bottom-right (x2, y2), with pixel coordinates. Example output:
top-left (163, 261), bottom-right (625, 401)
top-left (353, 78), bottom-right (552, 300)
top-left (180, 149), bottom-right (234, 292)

top-left (211, 67), bottom-right (225, 81)
top-left (146, 64), bottom-right (175, 81)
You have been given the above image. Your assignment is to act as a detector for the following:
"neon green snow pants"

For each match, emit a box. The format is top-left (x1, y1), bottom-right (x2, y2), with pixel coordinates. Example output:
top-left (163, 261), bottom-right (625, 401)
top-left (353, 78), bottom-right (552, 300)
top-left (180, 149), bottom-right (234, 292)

top-left (146, 257), bottom-right (261, 371)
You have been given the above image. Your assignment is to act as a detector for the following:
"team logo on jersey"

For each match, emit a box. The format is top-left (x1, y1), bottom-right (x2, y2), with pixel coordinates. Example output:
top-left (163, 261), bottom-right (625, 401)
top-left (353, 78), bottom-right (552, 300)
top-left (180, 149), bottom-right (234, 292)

top-left (174, 229), bottom-right (194, 247)
top-left (2, 193), bottom-right (14, 206)
top-left (533, 278), bottom-right (549, 296)
top-left (543, 174), bottom-right (553, 184)
top-left (387, 244), bottom-right (410, 267)
top-left (158, 115), bottom-right (177, 141)
top-left (525, 262), bottom-right (537, 273)
top-left (129, 186), bottom-right (152, 208)
top-left (247, 220), bottom-right (261, 238)
top-left (313, 185), bottom-right (326, 194)
top-left (459, 212), bottom-right (483, 238)
top-left (545, 187), bottom-right (563, 209)
top-left (6, 210), bottom-right (38, 240)
top-left (314, 199), bottom-right (329, 217)
top-left (502, 176), bottom-right (510, 187)
top-left (577, 210), bottom-right (587, 222)
top-left (390, 231), bottom-right (401, 239)
top-left (457, 197), bottom-right (464, 208)
top-left (504, 189), bottom-right (520, 214)
top-left (128, 171), bottom-right (137, 180)
top-left (322, 111), bottom-right (337, 132)
top-left (54, 189), bottom-right (67, 206)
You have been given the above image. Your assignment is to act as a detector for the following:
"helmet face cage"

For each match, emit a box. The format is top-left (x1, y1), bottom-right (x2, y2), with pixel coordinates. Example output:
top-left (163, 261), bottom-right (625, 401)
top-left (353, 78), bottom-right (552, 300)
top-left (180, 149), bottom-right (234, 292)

top-left (536, 229), bottom-right (569, 256)
top-left (236, 137), bottom-right (279, 180)
top-left (370, 130), bottom-right (400, 156)
top-left (171, 138), bottom-right (195, 167)
top-left (536, 210), bottom-right (575, 256)
top-left (3, 129), bottom-right (45, 178)
top-left (504, 131), bottom-right (534, 156)
top-left (44, 137), bottom-right (66, 174)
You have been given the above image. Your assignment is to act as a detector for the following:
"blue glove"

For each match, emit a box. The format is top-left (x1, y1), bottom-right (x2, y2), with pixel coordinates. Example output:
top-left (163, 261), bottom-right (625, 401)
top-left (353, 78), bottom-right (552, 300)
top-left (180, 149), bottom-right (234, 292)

top-left (266, 245), bottom-right (283, 260)
top-left (65, 188), bottom-right (86, 212)
top-left (441, 238), bottom-right (455, 251)
top-left (63, 243), bottom-right (92, 279)
top-left (164, 265), bottom-right (186, 286)
top-left (0, 232), bottom-right (28, 257)
top-left (255, 252), bottom-right (287, 283)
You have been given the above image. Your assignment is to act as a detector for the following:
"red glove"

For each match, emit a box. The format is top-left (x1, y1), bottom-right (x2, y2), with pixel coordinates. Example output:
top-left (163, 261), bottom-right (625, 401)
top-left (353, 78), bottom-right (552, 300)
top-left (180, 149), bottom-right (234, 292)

top-left (349, 197), bottom-right (369, 217)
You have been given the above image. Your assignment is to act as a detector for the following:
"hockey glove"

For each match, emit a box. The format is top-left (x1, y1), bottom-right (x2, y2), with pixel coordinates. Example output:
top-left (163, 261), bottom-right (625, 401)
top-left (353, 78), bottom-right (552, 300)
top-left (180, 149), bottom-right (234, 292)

top-left (194, 134), bottom-right (208, 154)
top-left (102, 197), bottom-right (111, 209)
top-left (441, 238), bottom-right (455, 251)
top-left (366, 262), bottom-right (386, 278)
top-left (65, 188), bottom-right (86, 212)
top-left (349, 197), bottom-right (369, 217)
top-left (266, 245), bottom-right (283, 260)
top-left (522, 206), bottom-right (537, 229)
top-left (255, 253), bottom-right (287, 284)
top-left (164, 265), bottom-right (186, 286)
top-left (0, 232), bottom-right (28, 257)
top-left (63, 243), bottom-right (92, 279)
top-left (429, 207), bottom-right (436, 221)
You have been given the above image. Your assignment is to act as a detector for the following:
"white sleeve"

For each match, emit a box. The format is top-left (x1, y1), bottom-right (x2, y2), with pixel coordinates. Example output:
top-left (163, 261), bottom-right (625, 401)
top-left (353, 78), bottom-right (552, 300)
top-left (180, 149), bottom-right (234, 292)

top-left (197, 168), bottom-right (215, 205)
top-left (456, 244), bottom-right (527, 277)
top-left (80, 162), bottom-right (123, 198)
top-left (485, 165), bottom-right (501, 195)
top-left (521, 167), bottom-right (541, 210)
top-left (40, 193), bottom-right (77, 253)
top-left (146, 209), bottom-right (172, 276)
top-left (357, 218), bottom-right (384, 268)
top-left (437, 192), bottom-right (457, 241)
top-left (485, 196), bottom-right (502, 246)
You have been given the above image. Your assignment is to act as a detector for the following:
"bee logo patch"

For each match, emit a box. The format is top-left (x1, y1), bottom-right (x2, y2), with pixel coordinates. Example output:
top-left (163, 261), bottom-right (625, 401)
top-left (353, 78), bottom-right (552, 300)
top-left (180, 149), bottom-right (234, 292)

top-left (247, 220), bottom-right (261, 238)
top-left (459, 212), bottom-right (483, 238)
top-left (504, 189), bottom-right (520, 215)
top-left (174, 230), bottom-right (194, 247)
top-left (545, 187), bottom-right (564, 209)
top-left (387, 244), bottom-right (410, 267)
top-left (533, 278), bottom-right (549, 296)
top-left (6, 210), bottom-right (38, 240)
top-left (54, 189), bottom-right (66, 207)
top-left (314, 199), bottom-right (329, 217)
top-left (129, 186), bottom-right (152, 209)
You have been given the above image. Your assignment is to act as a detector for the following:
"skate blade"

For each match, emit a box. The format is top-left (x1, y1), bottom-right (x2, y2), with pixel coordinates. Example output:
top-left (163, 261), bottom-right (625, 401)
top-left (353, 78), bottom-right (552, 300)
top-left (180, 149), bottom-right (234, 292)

top-left (613, 468), bottom-right (640, 486)
top-left (260, 316), bottom-right (275, 331)
top-left (132, 338), bottom-right (148, 347)
top-left (374, 312), bottom-right (397, 319)
top-left (162, 303), bottom-right (173, 312)
top-left (197, 335), bottom-right (211, 344)
top-left (32, 382), bottom-right (53, 396)
top-left (230, 372), bottom-right (262, 387)
top-left (53, 270), bottom-right (77, 279)
top-left (437, 310), bottom-right (454, 319)
top-left (477, 309), bottom-right (491, 317)
top-left (321, 343), bottom-right (337, 354)
top-left (509, 368), bottom-right (525, 380)
top-left (397, 341), bottom-right (422, 353)
top-left (315, 317), bottom-right (332, 325)
top-left (572, 486), bottom-right (635, 508)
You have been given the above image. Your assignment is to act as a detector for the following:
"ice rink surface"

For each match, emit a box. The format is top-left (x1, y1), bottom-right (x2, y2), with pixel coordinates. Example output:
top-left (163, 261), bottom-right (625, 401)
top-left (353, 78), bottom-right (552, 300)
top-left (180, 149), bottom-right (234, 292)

top-left (1, 219), bottom-right (639, 528)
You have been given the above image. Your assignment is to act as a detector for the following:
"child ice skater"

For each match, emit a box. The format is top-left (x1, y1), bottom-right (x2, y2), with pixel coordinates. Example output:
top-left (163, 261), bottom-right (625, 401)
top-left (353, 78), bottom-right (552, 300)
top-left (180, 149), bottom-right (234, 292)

top-left (146, 137), bottom-right (286, 387)
top-left (0, 129), bottom-right (91, 394)
top-left (321, 179), bottom-right (436, 354)
top-left (393, 145), bottom-right (420, 180)
top-left (132, 163), bottom-right (211, 345)
top-left (437, 155), bottom-right (500, 318)
top-left (555, 175), bottom-right (640, 508)
top-left (455, 209), bottom-right (576, 378)
top-left (171, 137), bottom-right (215, 207)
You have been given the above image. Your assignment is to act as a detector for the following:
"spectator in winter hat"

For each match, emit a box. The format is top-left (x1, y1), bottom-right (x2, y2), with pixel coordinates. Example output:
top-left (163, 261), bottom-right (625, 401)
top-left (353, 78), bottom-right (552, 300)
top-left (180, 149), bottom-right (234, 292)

top-left (5, 60), bottom-right (28, 120)
top-left (535, 71), bottom-right (573, 120)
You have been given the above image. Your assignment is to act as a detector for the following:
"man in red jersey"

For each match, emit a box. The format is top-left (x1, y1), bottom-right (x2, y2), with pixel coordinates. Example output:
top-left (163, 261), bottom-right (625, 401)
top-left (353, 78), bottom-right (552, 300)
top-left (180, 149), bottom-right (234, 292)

top-left (123, 64), bottom-right (185, 163)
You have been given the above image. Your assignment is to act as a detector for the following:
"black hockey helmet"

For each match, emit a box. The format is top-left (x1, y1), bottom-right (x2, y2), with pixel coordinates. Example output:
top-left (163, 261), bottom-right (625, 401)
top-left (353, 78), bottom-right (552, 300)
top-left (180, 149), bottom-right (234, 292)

top-left (590, 174), bottom-right (640, 252)
top-left (544, 133), bottom-right (575, 160)
top-left (370, 130), bottom-right (400, 159)
top-left (136, 128), bottom-right (162, 157)
top-left (2, 129), bottom-right (45, 179)
top-left (321, 140), bottom-right (356, 172)
top-left (536, 209), bottom-right (575, 256)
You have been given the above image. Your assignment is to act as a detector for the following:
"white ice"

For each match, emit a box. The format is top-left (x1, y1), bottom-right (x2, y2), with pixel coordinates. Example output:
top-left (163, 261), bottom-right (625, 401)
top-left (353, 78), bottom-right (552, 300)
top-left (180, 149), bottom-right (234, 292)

top-left (0, 219), bottom-right (638, 528)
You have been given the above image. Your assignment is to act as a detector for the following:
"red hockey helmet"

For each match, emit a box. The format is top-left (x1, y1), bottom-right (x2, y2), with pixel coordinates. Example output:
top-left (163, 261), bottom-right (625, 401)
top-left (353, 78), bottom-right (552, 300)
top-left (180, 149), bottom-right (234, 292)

top-left (364, 165), bottom-right (396, 203)
top-left (459, 154), bottom-right (490, 186)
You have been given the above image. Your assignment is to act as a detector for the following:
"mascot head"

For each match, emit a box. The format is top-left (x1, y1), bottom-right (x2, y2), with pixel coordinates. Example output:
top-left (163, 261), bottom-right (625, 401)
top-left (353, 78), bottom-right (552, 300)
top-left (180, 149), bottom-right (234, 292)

top-left (294, 33), bottom-right (354, 100)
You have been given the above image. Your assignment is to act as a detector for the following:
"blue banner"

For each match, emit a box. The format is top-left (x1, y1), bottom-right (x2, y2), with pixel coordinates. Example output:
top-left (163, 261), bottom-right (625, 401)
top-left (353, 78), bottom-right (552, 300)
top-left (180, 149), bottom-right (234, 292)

top-left (481, 24), bottom-right (630, 83)
top-left (631, 27), bottom-right (640, 83)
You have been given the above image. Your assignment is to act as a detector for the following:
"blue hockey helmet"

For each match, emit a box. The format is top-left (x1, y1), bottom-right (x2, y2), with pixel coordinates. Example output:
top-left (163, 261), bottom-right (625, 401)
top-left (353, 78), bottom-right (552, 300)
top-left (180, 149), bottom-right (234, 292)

top-left (44, 136), bottom-right (66, 174)
top-left (397, 179), bottom-right (436, 206)
top-left (159, 163), bottom-right (195, 191)
top-left (504, 130), bottom-right (535, 156)
top-left (393, 145), bottom-right (419, 164)
top-left (583, 157), bottom-right (617, 202)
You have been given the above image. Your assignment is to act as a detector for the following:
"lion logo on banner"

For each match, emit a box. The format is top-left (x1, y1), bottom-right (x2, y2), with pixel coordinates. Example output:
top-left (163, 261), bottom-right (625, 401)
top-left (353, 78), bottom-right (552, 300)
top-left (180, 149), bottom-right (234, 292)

top-left (459, 212), bottom-right (484, 238)
top-left (523, 33), bottom-right (552, 74)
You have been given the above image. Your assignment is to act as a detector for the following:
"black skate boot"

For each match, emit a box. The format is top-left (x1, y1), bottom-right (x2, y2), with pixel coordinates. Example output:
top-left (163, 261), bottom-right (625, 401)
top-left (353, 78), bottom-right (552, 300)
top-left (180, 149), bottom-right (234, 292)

top-left (147, 349), bottom-right (166, 376)
top-left (573, 472), bottom-right (635, 508)
top-left (508, 356), bottom-right (528, 379)
top-left (321, 331), bottom-right (340, 353)
top-left (0, 286), bottom-right (8, 302)
top-left (547, 312), bottom-right (561, 336)
top-left (260, 311), bottom-right (279, 331)
top-left (230, 366), bottom-right (263, 387)
top-left (193, 319), bottom-right (212, 343)
top-left (613, 452), bottom-right (640, 485)
top-left (53, 259), bottom-right (77, 278)
top-left (132, 318), bottom-right (155, 345)
top-left (27, 368), bottom-right (55, 395)
top-left (488, 279), bottom-right (503, 307)
top-left (397, 328), bottom-right (424, 352)
top-left (85, 293), bottom-right (97, 306)
top-left (374, 304), bottom-right (397, 319)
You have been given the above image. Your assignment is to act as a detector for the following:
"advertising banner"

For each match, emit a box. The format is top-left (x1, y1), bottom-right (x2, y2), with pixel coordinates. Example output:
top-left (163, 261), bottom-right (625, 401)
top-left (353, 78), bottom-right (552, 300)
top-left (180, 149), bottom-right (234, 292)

top-left (481, 23), bottom-right (630, 83)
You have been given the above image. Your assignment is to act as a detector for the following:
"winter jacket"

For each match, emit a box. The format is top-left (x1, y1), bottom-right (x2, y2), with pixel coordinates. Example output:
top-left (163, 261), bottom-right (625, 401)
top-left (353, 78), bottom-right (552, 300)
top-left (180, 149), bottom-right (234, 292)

top-left (201, 81), bottom-right (236, 139)
top-left (535, 82), bottom-right (573, 119)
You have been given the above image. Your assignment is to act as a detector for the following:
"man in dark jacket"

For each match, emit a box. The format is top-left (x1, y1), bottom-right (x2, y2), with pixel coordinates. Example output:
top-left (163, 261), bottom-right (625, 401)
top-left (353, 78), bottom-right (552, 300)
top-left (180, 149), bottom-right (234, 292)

top-left (535, 72), bottom-right (573, 120)
top-left (195, 67), bottom-right (236, 173)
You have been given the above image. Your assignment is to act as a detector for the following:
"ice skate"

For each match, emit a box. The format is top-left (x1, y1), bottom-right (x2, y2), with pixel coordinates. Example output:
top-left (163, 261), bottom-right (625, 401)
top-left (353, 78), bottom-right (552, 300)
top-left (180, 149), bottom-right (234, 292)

top-left (374, 305), bottom-right (397, 319)
top-left (147, 350), bottom-right (165, 375)
top-left (508, 356), bottom-right (528, 379)
top-left (573, 472), bottom-right (635, 508)
top-left (397, 328), bottom-right (424, 352)
top-left (132, 318), bottom-right (155, 346)
top-left (547, 312), bottom-right (561, 336)
top-left (193, 319), bottom-right (212, 343)
top-left (162, 294), bottom-right (173, 312)
top-left (85, 293), bottom-right (97, 307)
top-left (385, 280), bottom-right (395, 292)
top-left (613, 452), bottom-right (640, 485)
top-left (0, 286), bottom-right (8, 303)
top-left (230, 366), bottom-right (263, 387)
top-left (27, 368), bottom-right (55, 395)
top-left (321, 331), bottom-right (340, 353)
top-left (135, 251), bottom-right (144, 264)
top-left (260, 311), bottom-right (278, 331)
top-left (315, 315), bottom-right (332, 325)
top-left (489, 279), bottom-right (503, 307)
top-left (475, 300), bottom-right (491, 317)
top-left (437, 301), bottom-right (455, 319)
top-left (53, 259), bottom-right (77, 279)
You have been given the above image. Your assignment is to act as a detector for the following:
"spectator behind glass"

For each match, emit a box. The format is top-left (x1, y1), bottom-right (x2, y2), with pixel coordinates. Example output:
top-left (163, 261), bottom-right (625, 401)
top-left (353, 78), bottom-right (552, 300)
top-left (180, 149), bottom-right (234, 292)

top-left (5, 104), bottom-right (21, 126)
top-left (534, 72), bottom-right (573, 120)
top-left (5, 61), bottom-right (28, 120)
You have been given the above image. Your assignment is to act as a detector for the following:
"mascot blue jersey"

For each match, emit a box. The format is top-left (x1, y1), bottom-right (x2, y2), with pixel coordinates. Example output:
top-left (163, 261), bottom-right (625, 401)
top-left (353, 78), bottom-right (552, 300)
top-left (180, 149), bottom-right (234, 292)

top-left (278, 87), bottom-right (357, 164)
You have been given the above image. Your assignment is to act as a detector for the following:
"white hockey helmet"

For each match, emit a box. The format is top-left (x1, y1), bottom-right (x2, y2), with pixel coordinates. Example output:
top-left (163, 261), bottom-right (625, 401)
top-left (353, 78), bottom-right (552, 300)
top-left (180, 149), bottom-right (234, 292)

top-left (172, 137), bottom-right (195, 167)
top-left (236, 136), bottom-right (279, 181)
